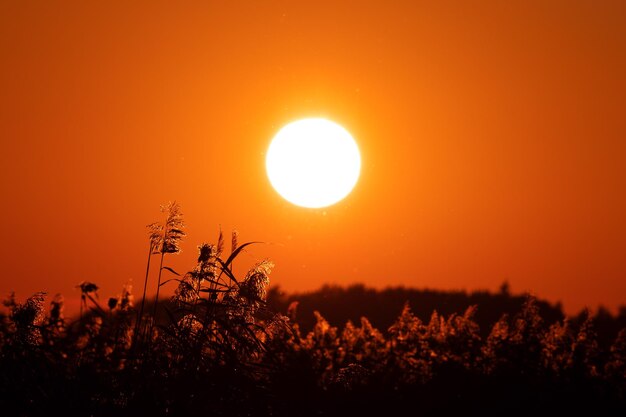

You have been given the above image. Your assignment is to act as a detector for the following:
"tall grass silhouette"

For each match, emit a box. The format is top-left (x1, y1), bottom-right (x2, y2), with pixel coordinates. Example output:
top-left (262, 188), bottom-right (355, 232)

top-left (0, 202), bottom-right (625, 416)
top-left (146, 201), bottom-right (186, 340)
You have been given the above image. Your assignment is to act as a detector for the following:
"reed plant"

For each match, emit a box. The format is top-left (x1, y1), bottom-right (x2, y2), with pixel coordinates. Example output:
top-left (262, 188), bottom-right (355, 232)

top-left (136, 201), bottom-right (186, 342)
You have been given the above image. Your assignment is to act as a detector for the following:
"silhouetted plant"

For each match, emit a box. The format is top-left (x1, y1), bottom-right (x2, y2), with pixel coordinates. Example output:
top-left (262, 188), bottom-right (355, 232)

top-left (156, 229), bottom-right (280, 380)
top-left (135, 212), bottom-right (165, 341)
top-left (482, 312), bottom-right (510, 374)
top-left (606, 328), bottom-right (626, 398)
top-left (427, 306), bottom-right (482, 371)
top-left (300, 311), bottom-right (341, 384)
top-left (542, 317), bottom-right (575, 376)
top-left (387, 302), bottom-right (432, 384)
top-left (483, 295), bottom-right (545, 376)
top-left (571, 311), bottom-right (600, 378)
top-left (148, 201), bottom-right (186, 338)
top-left (339, 316), bottom-right (386, 372)
top-left (77, 281), bottom-right (101, 320)
top-left (42, 293), bottom-right (65, 346)
top-left (2, 291), bottom-right (46, 347)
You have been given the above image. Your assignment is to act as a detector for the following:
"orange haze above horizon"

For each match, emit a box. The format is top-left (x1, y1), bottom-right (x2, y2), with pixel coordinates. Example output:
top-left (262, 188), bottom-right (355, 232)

top-left (1, 0), bottom-right (625, 315)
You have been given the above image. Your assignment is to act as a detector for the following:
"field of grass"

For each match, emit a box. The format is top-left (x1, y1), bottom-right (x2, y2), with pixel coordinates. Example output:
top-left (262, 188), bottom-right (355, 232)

top-left (1, 204), bottom-right (625, 416)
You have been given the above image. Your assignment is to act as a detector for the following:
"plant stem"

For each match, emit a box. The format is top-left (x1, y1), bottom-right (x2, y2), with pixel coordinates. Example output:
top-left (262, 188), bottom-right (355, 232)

top-left (148, 212), bottom-right (169, 340)
top-left (86, 293), bottom-right (106, 314)
top-left (134, 243), bottom-right (153, 346)
top-left (149, 249), bottom-right (166, 340)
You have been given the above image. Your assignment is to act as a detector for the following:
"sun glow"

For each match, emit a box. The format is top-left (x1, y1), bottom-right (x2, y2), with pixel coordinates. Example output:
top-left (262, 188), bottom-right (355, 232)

top-left (266, 118), bottom-right (361, 208)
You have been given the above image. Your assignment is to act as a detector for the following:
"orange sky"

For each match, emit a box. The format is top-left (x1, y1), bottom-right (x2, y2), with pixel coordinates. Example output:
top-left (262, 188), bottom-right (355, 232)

top-left (1, 0), bottom-right (625, 315)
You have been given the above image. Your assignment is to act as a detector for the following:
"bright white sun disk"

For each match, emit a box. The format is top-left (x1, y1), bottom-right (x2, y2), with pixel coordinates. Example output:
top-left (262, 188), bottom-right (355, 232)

top-left (266, 118), bottom-right (361, 208)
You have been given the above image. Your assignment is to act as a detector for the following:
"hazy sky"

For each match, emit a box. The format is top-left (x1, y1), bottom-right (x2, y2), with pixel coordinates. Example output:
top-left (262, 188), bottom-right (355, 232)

top-left (1, 0), bottom-right (625, 314)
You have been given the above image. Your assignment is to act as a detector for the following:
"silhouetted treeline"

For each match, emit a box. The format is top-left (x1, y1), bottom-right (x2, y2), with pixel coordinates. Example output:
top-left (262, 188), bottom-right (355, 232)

top-left (268, 283), bottom-right (626, 346)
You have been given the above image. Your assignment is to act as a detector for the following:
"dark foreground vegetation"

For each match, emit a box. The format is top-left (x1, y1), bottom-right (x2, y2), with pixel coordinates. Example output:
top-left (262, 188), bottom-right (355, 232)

top-left (1, 203), bottom-right (625, 416)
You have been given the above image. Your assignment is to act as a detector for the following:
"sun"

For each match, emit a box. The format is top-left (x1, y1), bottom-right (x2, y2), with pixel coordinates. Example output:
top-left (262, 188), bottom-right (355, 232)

top-left (266, 118), bottom-right (361, 208)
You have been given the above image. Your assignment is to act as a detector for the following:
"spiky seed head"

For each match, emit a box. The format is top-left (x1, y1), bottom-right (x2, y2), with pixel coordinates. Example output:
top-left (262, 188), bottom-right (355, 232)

top-left (77, 281), bottom-right (99, 295)
top-left (162, 201), bottom-right (186, 254)
top-left (147, 222), bottom-right (164, 253)
top-left (147, 202), bottom-right (186, 254)
top-left (217, 228), bottom-right (224, 258)
top-left (231, 230), bottom-right (239, 254)
top-left (173, 275), bottom-right (197, 305)
top-left (239, 259), bottom-right (274, 302)
top-left (197, 243), bottom-right (217, 264)
top-left (23, 292), bottom-right (46, 325)
top-left (11, 292), bottom-right (47, 345)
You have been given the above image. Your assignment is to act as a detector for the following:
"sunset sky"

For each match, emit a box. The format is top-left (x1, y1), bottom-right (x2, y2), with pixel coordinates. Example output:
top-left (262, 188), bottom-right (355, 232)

top-left (1, 0), bottom-right (625, 315)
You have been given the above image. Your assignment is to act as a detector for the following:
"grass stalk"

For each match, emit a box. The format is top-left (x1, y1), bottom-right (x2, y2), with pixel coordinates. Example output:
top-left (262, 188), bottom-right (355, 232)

top-left (133, 242), bottom-right (154, 349)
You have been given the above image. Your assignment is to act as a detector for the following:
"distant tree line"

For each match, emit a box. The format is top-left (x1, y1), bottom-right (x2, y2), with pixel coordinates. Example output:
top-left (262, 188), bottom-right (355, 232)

top-left (267, 283), bottom-right (626, 348)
